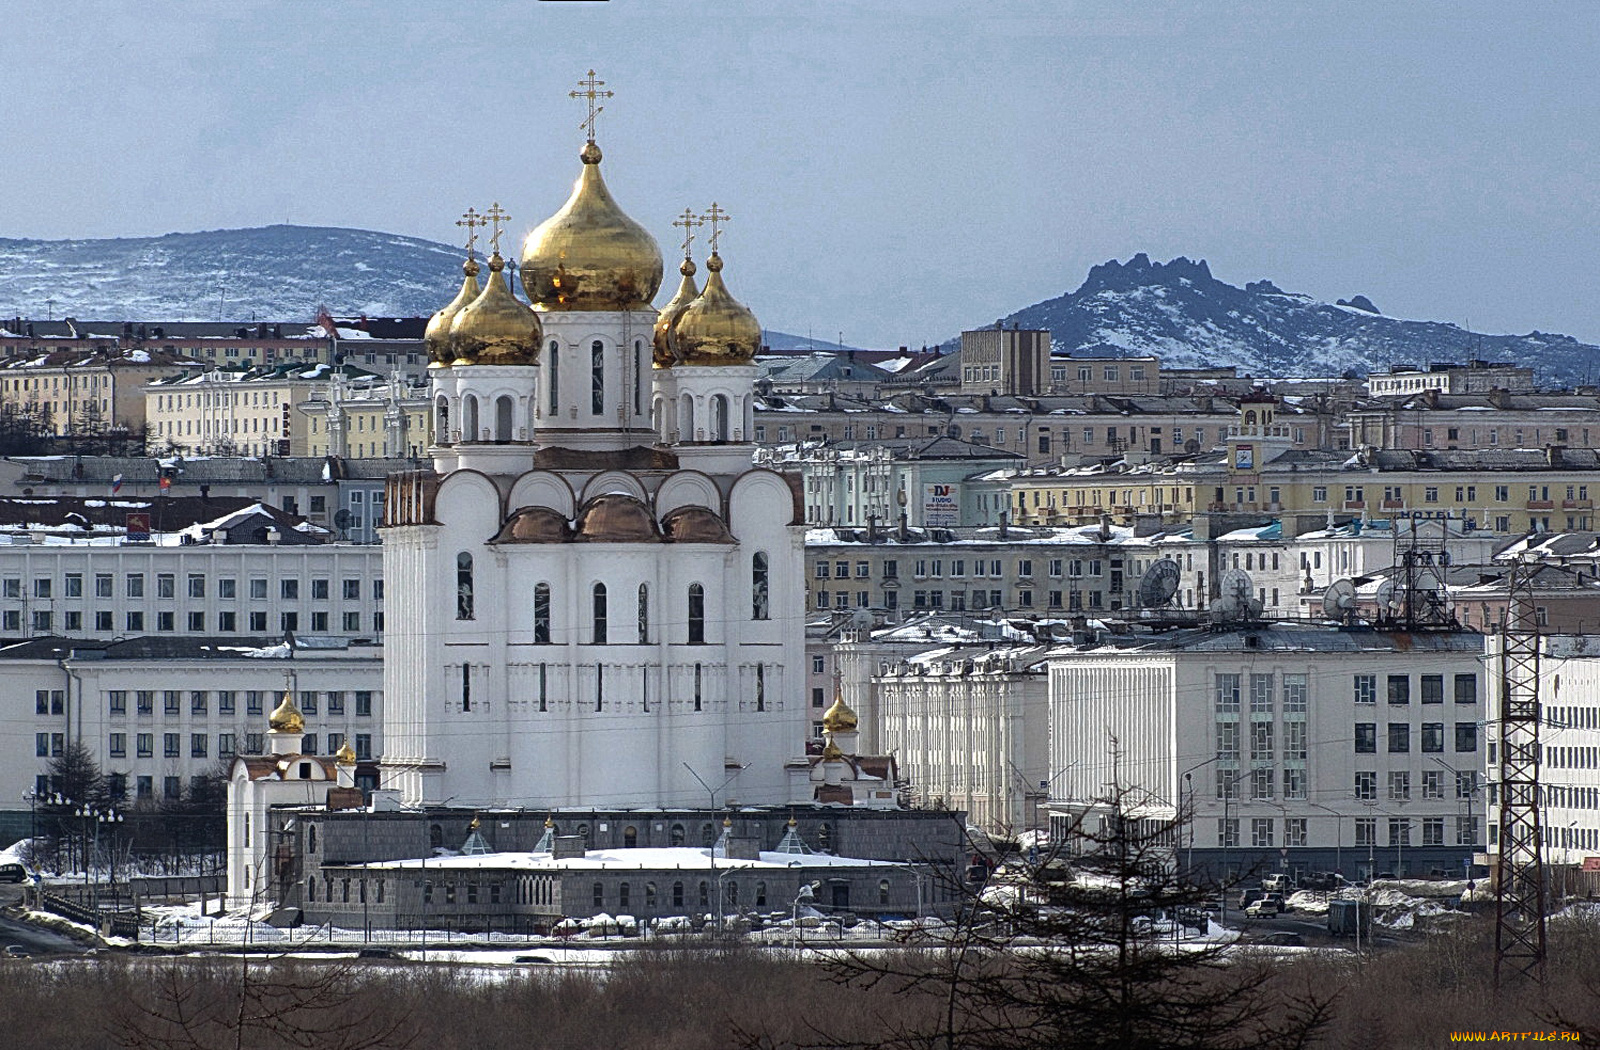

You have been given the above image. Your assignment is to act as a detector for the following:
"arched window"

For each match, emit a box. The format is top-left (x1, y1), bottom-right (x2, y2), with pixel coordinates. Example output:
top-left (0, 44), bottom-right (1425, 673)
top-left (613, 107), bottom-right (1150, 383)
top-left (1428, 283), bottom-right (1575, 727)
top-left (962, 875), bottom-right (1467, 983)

top-left (670, 823), bottom-right (686, 846)
top-left (711, 394), bottom-right (729, 441)
top-left (672, 881), bottom-right (685, 909)
top-left (307, 825), bottom-right (317, 853)
top-left (751, 552), bottom-right (769, 620)
top-left (435, 396), bottom-right (450, 444)
top-left (755, 881), bottom-right (767, 907)
top-left (687, 583), bottom-right (705, 643)
top-left (693, 663), bottom-right (703, 712)
top-left (547, 340), bottom-right (560, 413)
top-left (593, 881), bottom-right (604, 908)
top-left (534, 583), bottom-right (551, 643)
top-left (633, 339), bottom-right (644, 415)
top-left (637, 584), bottom-right (650, 643)
top-left (701, 821), bottom-right (715, 847)
top-left (591, 339), bottom-right (605, 415)
top-left (463, 395), bottom-right (480, 442)
top-left (495, 395), bottom-right (514, 442)
top-left (698, 881), bottom-right (710, 909)
top-left (307, 877), bottom-right (315, 902)
top-left (429, 824), bottom-right (444, 849)
top-left (756, 663), bottom-right (765, 712)
top-left (646, 882), bottom-right (658, 910)
top-left (726, 880), bottom-right (738, 906)
top-left (592, 582), bottom-right (607, 644)
top-left (818, 823), bottom-right (832, 853)
top-left (679, 392), bottom-right (695, 441)
top-left (624, 825), bottom-right (638, 848)
top-left (456, 553), bottom-right (474, 620)
top-left (879, 879), bottom-right (891, 905)
top-left (578, 823), bottom-right (591, 846)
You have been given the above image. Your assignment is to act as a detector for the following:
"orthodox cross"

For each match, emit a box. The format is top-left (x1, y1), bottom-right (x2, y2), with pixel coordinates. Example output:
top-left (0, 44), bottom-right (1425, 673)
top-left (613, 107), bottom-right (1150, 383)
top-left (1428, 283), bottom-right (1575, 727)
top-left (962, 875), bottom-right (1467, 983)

top-left (570, 69), bottom-right (614, 142)
top-left (672, 207), bottom-right (704, 258)
top-left (702, 202), bottom-right (730, 254)
top-left (484, 202), bottom-right (511, 255)
top-left (456, 207), bottom-right (486, 259)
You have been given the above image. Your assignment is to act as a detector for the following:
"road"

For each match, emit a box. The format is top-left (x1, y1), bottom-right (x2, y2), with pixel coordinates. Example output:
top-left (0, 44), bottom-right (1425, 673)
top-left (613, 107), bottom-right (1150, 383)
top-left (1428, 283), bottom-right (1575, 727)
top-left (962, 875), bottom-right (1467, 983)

top-left (0, 883), bottom-right (91, 957)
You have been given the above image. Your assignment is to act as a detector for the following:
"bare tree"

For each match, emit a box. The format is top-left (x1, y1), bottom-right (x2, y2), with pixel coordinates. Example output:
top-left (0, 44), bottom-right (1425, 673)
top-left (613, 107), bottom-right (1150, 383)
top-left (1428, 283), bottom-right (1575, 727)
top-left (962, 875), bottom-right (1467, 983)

top-left (758, 772), bottom-right (1334, 1050)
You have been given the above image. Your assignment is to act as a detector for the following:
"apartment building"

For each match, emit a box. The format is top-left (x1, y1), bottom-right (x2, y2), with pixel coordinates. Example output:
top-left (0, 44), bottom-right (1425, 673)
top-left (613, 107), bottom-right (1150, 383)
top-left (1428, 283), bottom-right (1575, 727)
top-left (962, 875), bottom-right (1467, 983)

top-left (772, 437), bottom-right (1023, 527)
top-left (297, 370), bottom-right (431, 460)
top-left (0, 346), bottom-right (201, 436)
top-left (145, 362), bottom-right (385, 457)
top-left (1346, 390), bottom-right (1600, 451)
top-left (1046, 624), bottom-right (1487, 880)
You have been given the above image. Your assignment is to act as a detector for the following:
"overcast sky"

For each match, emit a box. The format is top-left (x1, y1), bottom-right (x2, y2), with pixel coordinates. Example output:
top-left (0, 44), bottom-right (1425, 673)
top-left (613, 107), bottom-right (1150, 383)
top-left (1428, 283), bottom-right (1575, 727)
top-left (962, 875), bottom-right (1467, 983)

top-left (2, 1), bottom-right (1596, 348)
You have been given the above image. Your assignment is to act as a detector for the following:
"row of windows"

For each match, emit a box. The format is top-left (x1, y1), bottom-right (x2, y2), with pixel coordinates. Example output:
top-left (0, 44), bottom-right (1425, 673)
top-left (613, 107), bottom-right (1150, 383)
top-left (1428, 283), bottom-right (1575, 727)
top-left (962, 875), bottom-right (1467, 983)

top-left (1354, 769), bottom-right (1478, 801)
top-left (2, 574), bottom-right (381, 601)
top-left (94, 731), bottom-right (372, 760)
top-left (103, 690), bottom-right (375, 718)
top-left (1354, 722), bottom-right (1478, 753)
top-left (31, 772), bottom-right (214, 803)
top-left (813, 557), bottom-right (1109, 580)
top-left (457, 661), bottom-right (743, 715)
top-left (1217, 816), bottom-right (1478, 848)
top-left (8, 608), bottom-right (383, 634)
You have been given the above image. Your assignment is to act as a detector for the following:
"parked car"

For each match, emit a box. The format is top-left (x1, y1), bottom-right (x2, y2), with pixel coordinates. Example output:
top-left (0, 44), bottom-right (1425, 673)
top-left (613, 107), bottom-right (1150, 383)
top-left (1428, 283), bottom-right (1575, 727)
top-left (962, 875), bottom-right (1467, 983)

top-left (1245, 894), bottom-right (1285, 917)
top-left (0, 863), bottom-right (26, 884)
top-left (1260, 873), bottom-right (1293, 894)
top-left (1238, 888), bottom-right (1267, 909)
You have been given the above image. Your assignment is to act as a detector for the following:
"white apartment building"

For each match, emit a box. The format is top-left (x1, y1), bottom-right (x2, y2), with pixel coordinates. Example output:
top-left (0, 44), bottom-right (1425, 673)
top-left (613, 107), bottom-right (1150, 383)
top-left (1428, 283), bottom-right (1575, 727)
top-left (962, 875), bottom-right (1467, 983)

top-left (1486, 634), bottom-right (1600, 874)
top-left (875, 643), bottom-right (1050, 836)
top-left (0, 636), bottom-right (382, 816)
top-left (1046, 624), bottom-right (1487, 881)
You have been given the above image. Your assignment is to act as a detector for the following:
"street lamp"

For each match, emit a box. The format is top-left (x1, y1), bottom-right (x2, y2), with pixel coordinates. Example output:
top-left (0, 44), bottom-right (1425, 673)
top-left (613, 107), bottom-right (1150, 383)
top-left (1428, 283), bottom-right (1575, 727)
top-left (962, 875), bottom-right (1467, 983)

top-left (683, 761), bottom-right (746, 933)
top-left (1308, 802), bottom-right (1343, 875)
top-left (791, 880), bottom-right (814, 949)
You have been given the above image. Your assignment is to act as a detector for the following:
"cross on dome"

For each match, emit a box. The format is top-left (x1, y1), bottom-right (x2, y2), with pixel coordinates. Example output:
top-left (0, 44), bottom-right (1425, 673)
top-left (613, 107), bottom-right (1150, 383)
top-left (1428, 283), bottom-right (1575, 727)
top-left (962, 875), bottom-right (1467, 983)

top-left (456, 207), bottom-right (486, 259)
top-left (484, 202), bottom-right (512, 255)
top-left (702, 202), bottom-right (730, 254)
top-left (570, 69), bottom-right (614, 143)
top-left (672, 207), bottom-right (704, 258)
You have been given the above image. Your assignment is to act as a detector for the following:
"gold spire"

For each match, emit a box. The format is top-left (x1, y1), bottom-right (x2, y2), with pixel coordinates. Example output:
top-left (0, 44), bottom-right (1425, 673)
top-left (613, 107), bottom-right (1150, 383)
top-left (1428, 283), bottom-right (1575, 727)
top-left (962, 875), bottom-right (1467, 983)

top-left (268, 689), bottom-right (304, 735)
top-left (469, 815), bottom-right (481, 831)
top-left (670, 205), bottom-right (760, 366)
top-left (450, 251), bottom-right (543, 366)
top-left (521, 72), bottom-right (662, 311)
top-left (426, 208), bottom-right (489, 368)
top-left (335, 739), bottom-right (357, 765)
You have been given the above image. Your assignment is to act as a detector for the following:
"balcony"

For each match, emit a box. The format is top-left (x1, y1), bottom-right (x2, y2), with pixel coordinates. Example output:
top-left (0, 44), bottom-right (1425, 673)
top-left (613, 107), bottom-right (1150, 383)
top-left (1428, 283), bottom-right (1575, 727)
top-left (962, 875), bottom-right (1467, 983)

top-left (1563, 499), bottom-right (1593, 509)
top-left (1381, 499), bottom-right (1404, 510)
top-left (1527, 501), bottom-right (1555, 510)
top-left (1344, 501), bottom-right (1366, 510)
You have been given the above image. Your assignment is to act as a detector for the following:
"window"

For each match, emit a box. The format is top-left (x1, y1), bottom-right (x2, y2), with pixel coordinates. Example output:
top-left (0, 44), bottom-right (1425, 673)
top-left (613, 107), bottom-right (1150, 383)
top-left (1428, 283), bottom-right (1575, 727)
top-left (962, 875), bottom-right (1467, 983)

top-left (1387, 675), bottom-right (1410, 705)
top-left (1251, 818), bottom-right (1274, 848)
top-left (751, 553), bottom-right (769, 620)
top-left (109, 690), bottom-right (127, 716)
top-left (1355, 818), bottom-right (1376, 848)
top-left (250, 612), bottom-right (268, 632)
top-left (1455, 723), bottom-right (1478, 752)
top-left (1422, 770), bottom-right (1445, 799)
top-left (250, 578), bottom-right (268, 599)
top-left (687, 583), bottom-right (705, 643)
top-left (1215, 722), bottom-right (1239, 761)
top-left (1421, 674), bottom-right (1444, 704)
top-left (592, 583), bottom-right (608, 644)
top-left (157, 573), bottom-right (175, 599)
top-left (1354, 723), bottom-right (1377, 753)
top-left (137, 691), bottom-right (154, 715)
top-left (191, 691), bottom-right (208, 715)
top-left (1388, 818), bottom-right (1410, 847)
top-left (157, 611), bottom-right (175, 632)
top-left (1218, 819), bottom-right (1240, 848)
top-left (1282, 673), bottom-right (1307, 713)
top-left (591, 339), bottom-right (605, 415)
top-left (64, 572), bottom-right (82, 597)
top-left (164, 733), bottom-right (181, 758)
top-left (356, 691), bottom-right (373, 717)
top-left (1283, 768), bottom-right (1306, 799)
top-left (312, 579), bottom-right (330, 601)
top-left (1457, 770), bottom-right (1477, 799)
top-left (164, 691), bottom-right (181, 715)
top-left (281, 579), bottom-right (299, 600)
top-left (456, 553), bottom-right (474, 620)
top-left (1455, 674), bottom-right (1478, 705)
top-left (219, 578), bottom-right (236, 599)
top-left (1388, 771), bottom-right (1410, 801)
top-left (637, 584), bottom-right (650, 643)
top-left (534, 583), bottom-right (552, 643)
top-left (1250, 768), bottom-right (1273, 800)
top-left (1250, 722), bottom-right (1274, 761)
top-left (1284, 721), bottom-right (1307, 761)
top-left (1214, 673), bottom-right (1241, 713)
top-left (127, 573), bottom-right (144, 598)
top-left (219, 691), bottom-right (236, 714)
top-left (1355, 771), bottom-right (1377, 800)
top-left (1215, 769), bottom-right (1239, 799)
top-left (1421, 722), bottom-right (1444, 753)
top-left (95, 573), bottom-right (113, 598)
top-left (191, 733), bottom-right (208, 758)
top-left (1249, 674), bottom-right (1273, 714)
top-left (1388, 723), bottom-right (1410, 753)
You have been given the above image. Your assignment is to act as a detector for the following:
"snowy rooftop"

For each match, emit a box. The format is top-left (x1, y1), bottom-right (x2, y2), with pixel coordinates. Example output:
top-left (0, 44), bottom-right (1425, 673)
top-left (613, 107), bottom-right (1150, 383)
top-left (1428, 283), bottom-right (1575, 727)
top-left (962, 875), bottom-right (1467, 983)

top-left (347, 846), bottom-right (894, 872)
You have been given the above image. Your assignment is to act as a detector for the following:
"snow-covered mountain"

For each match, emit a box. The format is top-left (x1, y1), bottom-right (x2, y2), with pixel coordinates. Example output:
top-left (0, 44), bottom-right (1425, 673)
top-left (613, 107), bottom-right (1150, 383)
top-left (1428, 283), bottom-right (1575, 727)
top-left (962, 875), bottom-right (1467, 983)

top-left (968, 253), bottom-right (1600, 384)
top-left (0, 225), bottom-right (465, 321)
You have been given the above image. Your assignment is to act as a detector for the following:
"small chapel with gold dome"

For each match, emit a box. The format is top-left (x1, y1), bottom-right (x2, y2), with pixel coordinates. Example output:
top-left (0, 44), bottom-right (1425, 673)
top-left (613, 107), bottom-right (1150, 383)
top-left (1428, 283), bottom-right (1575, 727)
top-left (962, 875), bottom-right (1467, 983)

top-left (379, 72), bottom-right (810, 811)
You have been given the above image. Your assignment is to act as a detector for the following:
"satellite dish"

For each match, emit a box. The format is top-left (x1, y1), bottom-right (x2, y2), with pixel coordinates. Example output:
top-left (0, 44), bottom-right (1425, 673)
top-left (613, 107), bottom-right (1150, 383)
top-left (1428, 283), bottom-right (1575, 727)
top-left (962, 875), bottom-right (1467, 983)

top-left (1214, 568), bottom-right (1259, 621)
top-left (1137, 558), bottom-right (1182, 609)
top-left (1375, 580), bottom-right (1400, 616)
top-left (1322, 579), bottom-right (1357, 621)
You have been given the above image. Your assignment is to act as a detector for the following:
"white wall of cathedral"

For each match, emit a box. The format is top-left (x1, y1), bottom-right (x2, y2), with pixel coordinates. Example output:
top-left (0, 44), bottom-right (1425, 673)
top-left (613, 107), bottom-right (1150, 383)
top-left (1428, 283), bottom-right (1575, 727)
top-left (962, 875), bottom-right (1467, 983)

top-left (533, 311), bottom-right (658, 450)
top-left (657, 365), bottom-right (758, 447)
top-left (391, 465), bottom-right (806, 810)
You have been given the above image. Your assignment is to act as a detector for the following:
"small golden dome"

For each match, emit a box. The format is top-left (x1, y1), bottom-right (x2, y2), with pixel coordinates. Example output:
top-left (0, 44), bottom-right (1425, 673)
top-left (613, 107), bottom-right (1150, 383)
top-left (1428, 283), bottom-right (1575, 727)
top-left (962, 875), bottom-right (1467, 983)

top-left (670, 253), bottom-right (762, 366)
top-left (521, 143), bottom-right (663, 311)
top-left (450, 253), bottom-right (542, 365)
top-left (652, 257), bottom-right (699, 368)
top-left (268, 690), bottom-right (304, 735)
top-left (821, 691), bottom-right (858, 734)
top-left (821, 738), bottom-right (846, 762)
top-left (335, 739), bottom-right (357, 765)
top-left (425, 257), bottom-right (481, 368)
top-left (469, 815), bottom-right (481, 831)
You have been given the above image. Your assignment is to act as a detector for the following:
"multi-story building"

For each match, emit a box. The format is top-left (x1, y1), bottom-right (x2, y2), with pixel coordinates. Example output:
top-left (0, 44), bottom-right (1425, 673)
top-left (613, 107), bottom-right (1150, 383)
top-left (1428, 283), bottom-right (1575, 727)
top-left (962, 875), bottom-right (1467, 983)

top-left (0, 634), bottom-right (383, 842)
top-left (1346, 389), bottom-right (1600, 452)
top-left (958, 327), bottom-right (1051, 396)
top-left (298, 370), bottom-right (431, 460)
top-left (0, 345), bottom-right (201, 437)
top-left (1046, 623), bottom-right (1487, 881)
top-left (1366, 360), bottom-right (1536, 397)
top-left (145, 362), bottom-right (385, 457)
top-left (772, 436), bottom-right (1024, 527)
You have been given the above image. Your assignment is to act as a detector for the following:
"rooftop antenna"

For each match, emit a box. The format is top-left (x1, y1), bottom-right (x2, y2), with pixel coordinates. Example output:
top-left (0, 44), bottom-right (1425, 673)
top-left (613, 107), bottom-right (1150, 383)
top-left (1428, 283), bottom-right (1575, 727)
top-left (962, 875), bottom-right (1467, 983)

top-left (1136, 558), bottom-right (1181, 611)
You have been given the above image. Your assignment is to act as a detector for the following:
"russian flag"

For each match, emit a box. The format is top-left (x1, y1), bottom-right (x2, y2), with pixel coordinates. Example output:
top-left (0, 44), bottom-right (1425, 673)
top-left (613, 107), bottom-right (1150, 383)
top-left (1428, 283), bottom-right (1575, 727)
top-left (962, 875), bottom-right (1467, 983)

top-left (110, 474), bottom-right (123, 494)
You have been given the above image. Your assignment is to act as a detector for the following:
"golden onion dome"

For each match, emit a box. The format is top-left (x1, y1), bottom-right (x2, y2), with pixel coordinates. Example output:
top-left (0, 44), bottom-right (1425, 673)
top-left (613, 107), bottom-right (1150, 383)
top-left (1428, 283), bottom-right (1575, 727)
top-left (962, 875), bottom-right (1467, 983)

top-left (268, 690), bottom-right (304, 735)
top-left (335, 739), bottom-right (357, 765)
top-left (652, 257), bottom-right (699, 368)
top-left (450, 252), bottom-right (542, 366)
top-left (821, 738), bottom-right (846, 762)
top-left (425, 257), bottom-right (481, 368)
top-left (821, 691), bottom-right (858, 734)
top-left (521, 142), bottom-right (663, 311)
top-left (670, 253), bottom-right (762, 366)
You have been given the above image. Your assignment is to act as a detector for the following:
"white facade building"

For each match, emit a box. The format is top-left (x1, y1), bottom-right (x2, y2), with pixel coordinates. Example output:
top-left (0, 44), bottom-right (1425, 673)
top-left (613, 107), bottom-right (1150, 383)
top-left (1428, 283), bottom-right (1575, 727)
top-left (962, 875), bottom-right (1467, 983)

top-left (1046, 624), bottom-right (1486, 880)
top-left (380, 129), bottom-right (808, 811)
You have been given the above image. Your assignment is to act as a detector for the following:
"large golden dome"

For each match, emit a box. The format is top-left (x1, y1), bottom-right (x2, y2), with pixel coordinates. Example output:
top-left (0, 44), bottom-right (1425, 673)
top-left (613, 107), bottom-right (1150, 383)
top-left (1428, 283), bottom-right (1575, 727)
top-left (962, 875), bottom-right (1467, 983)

top-left (671, 253), bottom-right (761, 366)
top-left (268, 690), bottom-right (304, 735)
top-left (652, 257), bottom-right (699, 368)
top-left (425, 257), bottom-right (482, 368)
top-left (450, 253), bottom-right (543, 366)
top-left (521, 143), bottom-right (664, 312)
top-left (821, 691), bottom-right (858, 734)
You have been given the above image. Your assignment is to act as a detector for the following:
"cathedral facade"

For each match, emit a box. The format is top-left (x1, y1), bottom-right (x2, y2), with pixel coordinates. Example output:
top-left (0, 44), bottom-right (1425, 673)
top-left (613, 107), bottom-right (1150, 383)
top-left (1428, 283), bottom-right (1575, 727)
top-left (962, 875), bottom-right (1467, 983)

top-left (378, 110), bottom-right (809, 811)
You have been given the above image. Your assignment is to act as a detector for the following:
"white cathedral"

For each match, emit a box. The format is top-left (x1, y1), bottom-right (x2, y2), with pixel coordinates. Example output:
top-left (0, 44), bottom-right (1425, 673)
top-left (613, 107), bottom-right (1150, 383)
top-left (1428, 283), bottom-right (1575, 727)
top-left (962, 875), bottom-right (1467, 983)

top-left (377, 101), bottom-right (822, 812)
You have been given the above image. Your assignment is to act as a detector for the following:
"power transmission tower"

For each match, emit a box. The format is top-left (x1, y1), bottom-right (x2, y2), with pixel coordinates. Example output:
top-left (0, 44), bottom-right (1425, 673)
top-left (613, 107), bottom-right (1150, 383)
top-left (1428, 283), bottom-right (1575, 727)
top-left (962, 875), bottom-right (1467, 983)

top-left (1494, 557), bottom-right (1546, 991)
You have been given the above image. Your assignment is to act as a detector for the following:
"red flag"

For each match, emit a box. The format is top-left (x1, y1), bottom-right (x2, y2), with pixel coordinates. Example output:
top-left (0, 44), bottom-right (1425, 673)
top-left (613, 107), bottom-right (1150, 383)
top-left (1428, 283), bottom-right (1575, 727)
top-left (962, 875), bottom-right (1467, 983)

top-left (159, 476), bottom-right (171, 492)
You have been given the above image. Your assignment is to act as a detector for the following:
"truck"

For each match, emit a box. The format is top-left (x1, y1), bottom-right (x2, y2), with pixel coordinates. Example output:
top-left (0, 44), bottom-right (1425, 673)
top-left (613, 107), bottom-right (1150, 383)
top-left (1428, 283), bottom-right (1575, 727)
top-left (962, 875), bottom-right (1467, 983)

top-left (1326, 898), bottom-right (1372, 939)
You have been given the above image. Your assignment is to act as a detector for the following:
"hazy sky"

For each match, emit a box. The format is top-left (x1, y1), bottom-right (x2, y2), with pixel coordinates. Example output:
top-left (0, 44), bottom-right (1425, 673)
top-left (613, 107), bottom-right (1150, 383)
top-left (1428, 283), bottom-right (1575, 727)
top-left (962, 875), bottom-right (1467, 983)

top-left (2, 1), bottom-right (1596, 348)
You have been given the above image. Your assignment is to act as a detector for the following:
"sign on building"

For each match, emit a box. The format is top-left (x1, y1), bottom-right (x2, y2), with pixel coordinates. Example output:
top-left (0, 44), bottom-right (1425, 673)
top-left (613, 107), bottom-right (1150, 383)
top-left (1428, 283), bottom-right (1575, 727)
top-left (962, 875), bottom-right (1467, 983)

top-left (923, 483), bottom-right (959, 527)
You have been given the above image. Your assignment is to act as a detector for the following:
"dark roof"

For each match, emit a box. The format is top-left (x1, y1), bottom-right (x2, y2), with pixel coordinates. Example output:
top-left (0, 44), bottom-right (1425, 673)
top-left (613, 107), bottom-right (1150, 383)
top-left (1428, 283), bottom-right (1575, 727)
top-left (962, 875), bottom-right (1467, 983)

top-left (0, 635), bottom-right (379, 661)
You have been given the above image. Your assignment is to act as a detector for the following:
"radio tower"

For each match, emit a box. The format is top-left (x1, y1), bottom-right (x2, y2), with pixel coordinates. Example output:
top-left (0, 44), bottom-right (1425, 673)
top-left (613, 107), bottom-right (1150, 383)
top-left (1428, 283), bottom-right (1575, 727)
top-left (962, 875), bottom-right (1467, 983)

top-left (1494, 556), bottom-right (1546, 991)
